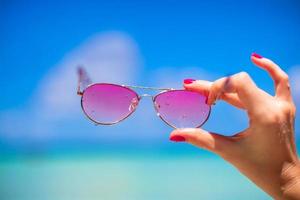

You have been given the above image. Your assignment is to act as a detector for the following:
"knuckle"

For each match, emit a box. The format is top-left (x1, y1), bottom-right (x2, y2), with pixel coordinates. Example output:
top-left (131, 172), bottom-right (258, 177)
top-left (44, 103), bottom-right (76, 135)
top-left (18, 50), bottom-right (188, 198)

top-left (237, 71), bottom-right (250, 79)
top-left (264, 111), bottom-right (282, 125)
top-left (292, 104), bottom-right (296, 114)
top-left (280, 73), bottom-right (289, 83)
top-left (281, 105), bottom-right (291, 117)
top-left (279, 102), bottom-right (295, 117)
top-left (259, 102), bottom-right (295, 125)
top-left (272, 104), bottom-right (294, 123)
top-left (235, 71), bottom-right (253, 84)
top-left (233, 72), bottom-right (253, 89)
top-left (289, 103), bottom-right (296, 117)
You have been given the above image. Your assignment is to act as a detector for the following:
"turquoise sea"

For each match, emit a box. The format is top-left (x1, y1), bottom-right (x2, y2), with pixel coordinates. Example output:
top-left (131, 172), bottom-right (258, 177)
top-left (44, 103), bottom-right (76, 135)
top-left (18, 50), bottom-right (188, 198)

top-left (0, 154), bottom-right (271, 200)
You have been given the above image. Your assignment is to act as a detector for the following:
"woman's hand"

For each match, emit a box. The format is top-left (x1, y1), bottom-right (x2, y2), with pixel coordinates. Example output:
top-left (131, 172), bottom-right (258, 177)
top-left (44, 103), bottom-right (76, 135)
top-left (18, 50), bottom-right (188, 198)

top-left (169, 53), bottom-right (299, 199)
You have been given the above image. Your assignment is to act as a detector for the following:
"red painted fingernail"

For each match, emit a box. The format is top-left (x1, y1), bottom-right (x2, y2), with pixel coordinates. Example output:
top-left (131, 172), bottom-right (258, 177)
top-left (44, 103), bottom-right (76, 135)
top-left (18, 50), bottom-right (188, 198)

top-left (170, 135), bottom-right (186, 142)
top-left (251, 52), bottom-right (263, 59)
top-left (184, 79), bottom-right (195, 84)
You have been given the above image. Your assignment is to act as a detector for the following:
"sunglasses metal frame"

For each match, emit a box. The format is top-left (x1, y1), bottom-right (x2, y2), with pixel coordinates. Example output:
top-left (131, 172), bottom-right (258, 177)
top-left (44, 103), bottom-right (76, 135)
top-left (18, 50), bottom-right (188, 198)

top-left (77, 67), bottom-right (211, 129)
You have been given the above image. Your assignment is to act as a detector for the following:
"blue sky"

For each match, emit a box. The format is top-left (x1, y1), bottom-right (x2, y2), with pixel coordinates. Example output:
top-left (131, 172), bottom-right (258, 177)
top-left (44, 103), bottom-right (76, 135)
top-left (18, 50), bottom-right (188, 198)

top-left (0, 0), bottom-right (300, 152)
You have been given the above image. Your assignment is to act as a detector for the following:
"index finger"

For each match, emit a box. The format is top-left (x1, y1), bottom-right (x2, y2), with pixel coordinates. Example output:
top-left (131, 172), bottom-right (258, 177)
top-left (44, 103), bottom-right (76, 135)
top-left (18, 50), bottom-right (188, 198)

top-left (208, 72), bottom-right (269, 111)
top-left (184, 79), bottom-right (245, 109)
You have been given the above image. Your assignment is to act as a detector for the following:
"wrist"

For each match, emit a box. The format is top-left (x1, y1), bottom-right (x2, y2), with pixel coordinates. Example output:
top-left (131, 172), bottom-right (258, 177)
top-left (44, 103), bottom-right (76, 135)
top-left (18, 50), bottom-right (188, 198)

top-left (280, 160), bottom-right (300, 199)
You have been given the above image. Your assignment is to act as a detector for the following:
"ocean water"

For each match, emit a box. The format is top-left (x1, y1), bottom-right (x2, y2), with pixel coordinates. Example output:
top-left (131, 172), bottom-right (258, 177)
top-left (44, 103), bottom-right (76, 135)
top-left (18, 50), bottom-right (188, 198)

top-left (0, 154), bottom-right (271, 200)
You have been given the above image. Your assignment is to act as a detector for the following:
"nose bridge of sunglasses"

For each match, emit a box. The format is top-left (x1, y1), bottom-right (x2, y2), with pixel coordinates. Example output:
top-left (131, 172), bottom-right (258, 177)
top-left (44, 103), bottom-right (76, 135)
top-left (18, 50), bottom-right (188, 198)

top-left (139, 93), bottom-right (153, 98)
top-left (125, 85), bottom-right (174, 97)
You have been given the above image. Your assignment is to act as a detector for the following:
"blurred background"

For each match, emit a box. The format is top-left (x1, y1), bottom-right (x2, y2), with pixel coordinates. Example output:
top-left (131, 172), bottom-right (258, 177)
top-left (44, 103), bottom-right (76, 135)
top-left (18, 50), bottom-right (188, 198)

top-left (0, 0), bottom-right (299, 199)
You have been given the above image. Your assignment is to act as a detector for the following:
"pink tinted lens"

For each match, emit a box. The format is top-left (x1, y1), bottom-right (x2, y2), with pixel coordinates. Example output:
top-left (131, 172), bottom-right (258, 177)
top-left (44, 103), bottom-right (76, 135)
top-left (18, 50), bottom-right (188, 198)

top-left (154, 90), bottom-right (210, 128)
top-left (81, 84), bottom-right (139, 124)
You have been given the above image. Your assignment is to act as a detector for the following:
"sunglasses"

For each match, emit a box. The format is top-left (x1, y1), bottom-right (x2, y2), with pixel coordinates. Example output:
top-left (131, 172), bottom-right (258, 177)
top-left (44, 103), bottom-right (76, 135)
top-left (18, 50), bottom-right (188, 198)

top-left (77, 67), bottom-right (211, 129)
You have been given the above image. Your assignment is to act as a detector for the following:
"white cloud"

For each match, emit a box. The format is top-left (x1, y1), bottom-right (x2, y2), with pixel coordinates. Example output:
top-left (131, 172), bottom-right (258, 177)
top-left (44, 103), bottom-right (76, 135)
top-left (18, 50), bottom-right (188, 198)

top-left (0, 31), bottom-right (143, 141)
top-left (37, 31), bottom-right (142, 120)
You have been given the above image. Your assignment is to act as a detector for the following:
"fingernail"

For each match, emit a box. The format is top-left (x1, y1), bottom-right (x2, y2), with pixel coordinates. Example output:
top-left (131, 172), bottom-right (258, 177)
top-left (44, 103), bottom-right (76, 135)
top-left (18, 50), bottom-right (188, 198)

top-left (170, 135), bottom-right (186, 142)
top-left (184, 79), bottom-right (195, 84)
top-left (251, 52), bottom-right (263, 59)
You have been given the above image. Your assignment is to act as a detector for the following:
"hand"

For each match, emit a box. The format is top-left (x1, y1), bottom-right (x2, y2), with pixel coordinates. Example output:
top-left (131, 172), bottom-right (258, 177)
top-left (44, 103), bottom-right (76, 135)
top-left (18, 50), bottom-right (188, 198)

top-left (169, 53), bottom-right (300, 199)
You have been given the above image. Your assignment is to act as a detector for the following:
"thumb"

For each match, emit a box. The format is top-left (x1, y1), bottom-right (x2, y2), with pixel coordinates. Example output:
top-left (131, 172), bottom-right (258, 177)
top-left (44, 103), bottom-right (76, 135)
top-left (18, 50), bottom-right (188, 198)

top-left (169, 128), bottom-right (234, 155)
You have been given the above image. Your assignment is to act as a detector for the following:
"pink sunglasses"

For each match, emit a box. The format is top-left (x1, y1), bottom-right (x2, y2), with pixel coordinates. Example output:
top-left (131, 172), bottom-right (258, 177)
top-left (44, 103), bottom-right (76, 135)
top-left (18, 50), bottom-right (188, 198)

top-left (77, 67), bottom-right (211, 129)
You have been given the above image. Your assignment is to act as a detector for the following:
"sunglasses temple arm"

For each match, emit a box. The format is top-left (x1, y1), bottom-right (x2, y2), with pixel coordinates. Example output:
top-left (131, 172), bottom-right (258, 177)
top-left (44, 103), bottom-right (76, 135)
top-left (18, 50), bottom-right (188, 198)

top-left (77, 66), bottom-right (92, 95)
